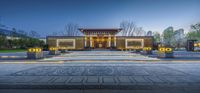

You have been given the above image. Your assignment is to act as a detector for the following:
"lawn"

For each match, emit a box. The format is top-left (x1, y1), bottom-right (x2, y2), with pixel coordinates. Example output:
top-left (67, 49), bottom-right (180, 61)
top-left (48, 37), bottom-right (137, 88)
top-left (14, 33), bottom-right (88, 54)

top-left (0, 49), bottom-right (26, 53)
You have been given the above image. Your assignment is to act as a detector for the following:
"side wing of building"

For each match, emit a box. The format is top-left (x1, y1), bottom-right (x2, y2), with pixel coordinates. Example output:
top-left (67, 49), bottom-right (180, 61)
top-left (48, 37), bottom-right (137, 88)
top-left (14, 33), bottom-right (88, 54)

top-left (116, 36), bottom-right (154, 50)
top-left (47, 36), bottom-right (85, 50)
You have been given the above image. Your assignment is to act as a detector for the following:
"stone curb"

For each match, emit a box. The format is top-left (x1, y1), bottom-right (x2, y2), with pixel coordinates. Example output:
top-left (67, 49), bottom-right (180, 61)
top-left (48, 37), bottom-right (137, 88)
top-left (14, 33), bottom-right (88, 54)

top-left (1, 84), bottom-right (199, 89)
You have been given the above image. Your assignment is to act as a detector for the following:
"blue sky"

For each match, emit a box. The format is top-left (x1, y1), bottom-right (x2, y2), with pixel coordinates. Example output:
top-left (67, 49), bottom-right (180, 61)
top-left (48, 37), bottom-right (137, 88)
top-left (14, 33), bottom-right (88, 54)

top-left (0, 0), bottom-right (199, 36)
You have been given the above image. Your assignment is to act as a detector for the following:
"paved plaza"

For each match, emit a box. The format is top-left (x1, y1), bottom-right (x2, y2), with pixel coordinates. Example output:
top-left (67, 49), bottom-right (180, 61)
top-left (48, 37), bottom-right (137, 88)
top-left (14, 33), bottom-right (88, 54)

top-left (42, 51), bottom-right (159, 61)
top-left (0, 51), bottom-right (200, 93)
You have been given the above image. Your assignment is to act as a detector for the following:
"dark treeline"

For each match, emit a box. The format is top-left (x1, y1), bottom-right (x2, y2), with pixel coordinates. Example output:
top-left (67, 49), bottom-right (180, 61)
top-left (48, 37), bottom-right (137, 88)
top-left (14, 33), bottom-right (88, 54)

top-left (0, 29), bottom-right (45, 49)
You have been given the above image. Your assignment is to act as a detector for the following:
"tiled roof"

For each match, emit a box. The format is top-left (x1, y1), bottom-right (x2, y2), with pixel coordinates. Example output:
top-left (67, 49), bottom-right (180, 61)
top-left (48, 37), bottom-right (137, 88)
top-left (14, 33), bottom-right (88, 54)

top-left (79, 28), bottom-right (122, 32)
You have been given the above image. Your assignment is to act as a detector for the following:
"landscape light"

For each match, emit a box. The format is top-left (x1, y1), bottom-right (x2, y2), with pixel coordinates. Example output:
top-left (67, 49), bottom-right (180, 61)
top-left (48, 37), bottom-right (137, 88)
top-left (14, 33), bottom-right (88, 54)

top-left (159, 47), bottom-right (173, 53)
top-left (49, 47), bottom-right (58, 51)
top-left (27, 48), bottom-right (42, 53)
top-left (159, 48), bottom-right (165, 52)
top-left (165, 48), bottom-right (172, 52)
top-left (143, 47), bottom-right (152, 51)
top-left (198, 43), bottom-right (200, 47)
top-left (28, 48), bottom-right (32, 52)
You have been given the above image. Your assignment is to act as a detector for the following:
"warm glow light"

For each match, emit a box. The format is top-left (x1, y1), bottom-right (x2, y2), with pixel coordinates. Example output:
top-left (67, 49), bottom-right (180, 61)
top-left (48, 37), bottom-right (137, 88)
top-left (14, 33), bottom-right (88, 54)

top-left (159, 48), bottom-right (165, 52)
top-left (28, 48), bottom-right (32, 52)
top-left (28, 47), bottom-right (42, 53)
top-left (194, 43), bottom-right (200, 47)
top-left (165, 48), bottom-right (172, 52)
top-left (198, 43), bottom-right (200, 47)
top-left (49, 47), bottom-right (58, 51)
top-left (159, 47), bottom-right (173, 53)
top-left (128, 46), bottom-right (143, 49)
top-left (59, 47), bottom-right (67, 49)
top-left (143, 47), bottom-right (152, 51)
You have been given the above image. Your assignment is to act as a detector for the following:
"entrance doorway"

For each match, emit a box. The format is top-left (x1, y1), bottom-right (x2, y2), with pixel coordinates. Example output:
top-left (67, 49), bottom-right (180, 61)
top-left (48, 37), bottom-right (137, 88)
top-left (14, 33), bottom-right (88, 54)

top-left (93, 37), bottom-right (108, 49)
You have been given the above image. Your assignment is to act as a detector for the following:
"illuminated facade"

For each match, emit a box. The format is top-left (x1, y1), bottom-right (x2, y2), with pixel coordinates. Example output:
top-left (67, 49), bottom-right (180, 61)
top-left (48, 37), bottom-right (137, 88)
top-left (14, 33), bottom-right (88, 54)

top-left (47, 28), bottom-right (153, 50)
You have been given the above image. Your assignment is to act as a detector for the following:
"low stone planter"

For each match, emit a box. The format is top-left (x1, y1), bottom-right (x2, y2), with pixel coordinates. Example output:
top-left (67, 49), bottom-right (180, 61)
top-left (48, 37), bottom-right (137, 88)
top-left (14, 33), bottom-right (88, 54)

top-left (158, 52), bottom-right (174, 58)
top-left (157, 47), bottom-right (174, 58)
top-left (27, 52), bottom-right (44, 59)
top-left (48, 47), bottom-right (60, 55)
top-left (142, 50), bottom-right (152, 55)
top-left (49, 50), bottom-right (60, 55)
top-left (60, 49), bottom-right (67, 53)
top-left (142, 47), bottom-right (152, 55)
top-left (27, 48), bottom-right (44, 59)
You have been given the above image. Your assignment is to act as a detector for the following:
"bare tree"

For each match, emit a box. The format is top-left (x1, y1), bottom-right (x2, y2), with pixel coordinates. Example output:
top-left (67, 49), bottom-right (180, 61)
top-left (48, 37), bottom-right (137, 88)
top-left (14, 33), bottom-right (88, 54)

top-left (48, 30), bottom-right (64, 36)
top-left (11, 28), bottom-right (18, 37)
top-left (17, 30), bottom-right (28, 37)
top-left (120, 21), bottom-right (146, 36)
top-left (64, 23), bottom-right (82, 36)
top-left (135, 27), bottom-right (146, 36)
top-left (52, 32), bottom-right (58, 36)
top-left (29, 30), bottom-right (40, 38)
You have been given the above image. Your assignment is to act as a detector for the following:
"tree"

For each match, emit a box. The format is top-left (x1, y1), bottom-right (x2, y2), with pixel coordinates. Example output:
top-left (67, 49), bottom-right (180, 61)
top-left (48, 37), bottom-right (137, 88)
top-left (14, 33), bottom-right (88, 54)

top-left (12, 39), bottom-right (20, 48)
top-left (7, 39), bottom-right (14, 48)
top-left (162, 27), bottom-right (175, 47)
top-left (187, 23), bottom-right (200, 41)
top-left (0, 32), bottom-right (6, 48)
top-left (49, 31), bottom-right (60, 36)
top-left (162, 27), bottom-right (186, 48)
top-left (17, 38), bottom-right (29, 49)
top-left (147, 31), bottom-right (153, 36)
top-left (191, 23), bottom-right (200, 32)
top-left (29, 30), bottom-right (40, 38)
top-left (174, 29), bottom-right (185, 48)
top-left (17, 30), bottom-right (28, 37)
top-left (64, 23), bottom-right (82, 36)
top-left (120, 21), bottom-right (146, 36)
top-left (153, 32), bottom-right (161, 43)
top-left (0, 30), bottom-right (5, 36)
top-left (26, 38), bottom-right (44, 47)
top-left (11, 28), bottom-right (18, 38)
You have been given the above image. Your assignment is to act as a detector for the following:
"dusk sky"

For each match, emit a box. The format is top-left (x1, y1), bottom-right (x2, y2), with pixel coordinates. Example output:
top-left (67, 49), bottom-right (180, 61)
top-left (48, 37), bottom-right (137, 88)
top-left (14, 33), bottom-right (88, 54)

top-left (0, 0), bottom-right (200, 36)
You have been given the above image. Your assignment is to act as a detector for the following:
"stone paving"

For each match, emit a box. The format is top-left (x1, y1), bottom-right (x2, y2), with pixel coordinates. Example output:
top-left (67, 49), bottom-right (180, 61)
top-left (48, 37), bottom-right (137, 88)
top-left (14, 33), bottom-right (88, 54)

top-left (11, 66), bottom-right (186, 76)
top-left (0, 63), bottom-right (200, 90)
top-left (42, 51), bottom-right (159, 61)
top-left (0, 51), bottom-right (200, 93)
